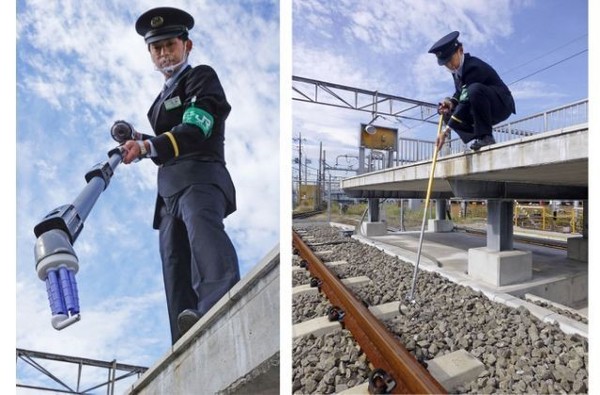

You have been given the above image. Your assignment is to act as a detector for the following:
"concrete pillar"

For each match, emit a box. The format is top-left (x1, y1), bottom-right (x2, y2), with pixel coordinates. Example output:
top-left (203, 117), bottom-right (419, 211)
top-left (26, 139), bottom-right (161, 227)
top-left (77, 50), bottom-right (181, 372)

top-left (568, 200), bottom-right (588, 262)
top-left (368, 198), bottom-right (379, 222)
top-left (460, 200), bottom-right (467, 218)
top-left (435, 199), bottom-right (446, 220)
top-left (582, 199), bottom-right (588, 238)
top-left (407, 199), bottom-right (419, 210)
top-left (361, 198), bottom-right (387, 236)
top-left (358, 147), bottom-right (365, 174)
top-left (428, 199), bottom-right (454, 232)
top-left (486, 199), bottom-right (513, 252)
top-left (468, 199), bottom-right (532, 286)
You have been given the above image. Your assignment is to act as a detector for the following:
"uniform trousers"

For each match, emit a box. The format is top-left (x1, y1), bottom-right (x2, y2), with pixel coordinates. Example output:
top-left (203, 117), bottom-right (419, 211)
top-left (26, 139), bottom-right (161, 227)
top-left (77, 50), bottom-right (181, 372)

top-left (159, 183), bottom-right (240, 344)
top-left (446, 82), bottom-right (513, 143)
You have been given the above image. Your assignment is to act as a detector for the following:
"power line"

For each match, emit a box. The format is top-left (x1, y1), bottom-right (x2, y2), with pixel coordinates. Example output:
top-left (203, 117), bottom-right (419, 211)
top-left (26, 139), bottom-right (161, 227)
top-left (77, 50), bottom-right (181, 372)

top-left (508, 48), bottom-right (588, 86)
top-left (501, 33), bottom-right (587, 76)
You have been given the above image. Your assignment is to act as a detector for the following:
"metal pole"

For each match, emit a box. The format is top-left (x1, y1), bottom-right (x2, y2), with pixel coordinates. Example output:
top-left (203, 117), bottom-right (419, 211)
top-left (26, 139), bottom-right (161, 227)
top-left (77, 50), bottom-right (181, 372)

top-left (407, 115), bottom-right (445, 302)
top-left (298, 132), bottom-right (302, 198)
top-left (33, 147), bottom-right (124, 330)
top-left (327, 174), bottom-right (332, 223)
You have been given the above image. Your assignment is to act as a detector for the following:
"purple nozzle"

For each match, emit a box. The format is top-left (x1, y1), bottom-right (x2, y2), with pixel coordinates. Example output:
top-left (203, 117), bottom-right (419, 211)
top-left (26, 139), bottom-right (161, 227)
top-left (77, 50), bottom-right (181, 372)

top-left (46, 269), bottom-right (66, 315)
top-left (44, 266), bottom-right (81, 330)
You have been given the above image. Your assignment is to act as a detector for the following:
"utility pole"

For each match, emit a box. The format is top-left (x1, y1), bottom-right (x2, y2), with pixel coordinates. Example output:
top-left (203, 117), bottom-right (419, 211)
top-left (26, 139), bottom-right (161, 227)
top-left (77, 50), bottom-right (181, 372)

top-left (298, 132), bottom-right (302, 188)
top-left (318, 142), bottom-right (322, 208)
top-left (322, 150), bottom-right (326, 209)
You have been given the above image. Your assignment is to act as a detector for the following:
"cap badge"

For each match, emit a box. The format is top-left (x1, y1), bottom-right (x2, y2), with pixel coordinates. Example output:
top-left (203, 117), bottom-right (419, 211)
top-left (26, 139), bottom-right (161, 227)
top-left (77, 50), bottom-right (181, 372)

top-left (151, 16), bottom-right (164, 28)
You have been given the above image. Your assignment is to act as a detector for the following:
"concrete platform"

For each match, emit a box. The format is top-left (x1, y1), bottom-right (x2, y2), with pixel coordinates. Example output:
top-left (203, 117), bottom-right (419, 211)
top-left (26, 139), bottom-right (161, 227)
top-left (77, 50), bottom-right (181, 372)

top-left (126, 245), bottom-right (280, 395)
top-left (341, 125), bottom-right (588, 200)
top-left (330, 223), bottom-right (588, 338)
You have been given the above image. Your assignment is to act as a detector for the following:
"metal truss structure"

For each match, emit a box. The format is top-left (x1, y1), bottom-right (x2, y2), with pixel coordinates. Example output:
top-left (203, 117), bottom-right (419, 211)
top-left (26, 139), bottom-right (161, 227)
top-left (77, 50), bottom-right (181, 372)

top-left (292, 76), bottom-right (438, 124)
top-left (16, 348), bottom-right (147, 394)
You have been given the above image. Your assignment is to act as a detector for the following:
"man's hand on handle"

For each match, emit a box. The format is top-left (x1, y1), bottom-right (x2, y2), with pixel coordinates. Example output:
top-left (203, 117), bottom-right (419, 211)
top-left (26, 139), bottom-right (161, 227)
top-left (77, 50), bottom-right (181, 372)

top-left (437, 97), bottom-right (454, 115)
top-left (122, 140), bottom-right (146, 164)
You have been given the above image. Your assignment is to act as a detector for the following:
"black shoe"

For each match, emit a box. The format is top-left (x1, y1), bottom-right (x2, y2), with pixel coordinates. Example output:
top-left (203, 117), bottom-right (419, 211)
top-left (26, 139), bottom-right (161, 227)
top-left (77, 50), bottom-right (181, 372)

top-left (470, 135), bottom-right (496, 151)
top-left (177, 309), bottom-right (203, 336)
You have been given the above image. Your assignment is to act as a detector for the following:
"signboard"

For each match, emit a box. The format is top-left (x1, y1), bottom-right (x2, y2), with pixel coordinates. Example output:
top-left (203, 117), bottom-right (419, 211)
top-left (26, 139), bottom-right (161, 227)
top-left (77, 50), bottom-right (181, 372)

top-left (360, 124), bottom-right (398, 150)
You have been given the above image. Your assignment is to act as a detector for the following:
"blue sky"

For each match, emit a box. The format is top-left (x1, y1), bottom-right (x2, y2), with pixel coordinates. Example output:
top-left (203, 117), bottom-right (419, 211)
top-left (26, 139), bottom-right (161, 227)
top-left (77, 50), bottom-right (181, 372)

top-left (292, 0), bottom-right (590, 181)
top-left (14, 0), bottom-right (279, 392)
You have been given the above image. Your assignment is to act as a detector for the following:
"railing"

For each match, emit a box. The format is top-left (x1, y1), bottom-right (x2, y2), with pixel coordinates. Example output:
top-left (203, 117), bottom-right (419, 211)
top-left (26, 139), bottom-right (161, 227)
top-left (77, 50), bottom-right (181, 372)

top-left (443, 99), bottom-right (588, 155)
top-left (392, 99), bottom-right (588, 160)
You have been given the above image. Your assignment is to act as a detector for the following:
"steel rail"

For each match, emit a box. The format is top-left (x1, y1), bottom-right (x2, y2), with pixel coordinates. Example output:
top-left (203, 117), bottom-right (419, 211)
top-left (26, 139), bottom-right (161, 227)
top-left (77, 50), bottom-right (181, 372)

top-left (292, 230), bottom-right (446, 394)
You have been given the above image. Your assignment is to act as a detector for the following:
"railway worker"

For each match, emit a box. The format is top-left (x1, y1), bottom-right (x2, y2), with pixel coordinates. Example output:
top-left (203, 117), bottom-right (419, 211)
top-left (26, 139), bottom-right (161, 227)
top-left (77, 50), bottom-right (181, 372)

top-left (430, 31), bottom-right (516, 151)
top-left (121, 6), bottom-right (240, 344)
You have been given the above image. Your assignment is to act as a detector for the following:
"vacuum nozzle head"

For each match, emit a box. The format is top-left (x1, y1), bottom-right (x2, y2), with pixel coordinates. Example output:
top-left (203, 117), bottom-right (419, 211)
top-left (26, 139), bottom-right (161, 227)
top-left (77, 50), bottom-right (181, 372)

top-left (111, 120), bottom-right (134, 143)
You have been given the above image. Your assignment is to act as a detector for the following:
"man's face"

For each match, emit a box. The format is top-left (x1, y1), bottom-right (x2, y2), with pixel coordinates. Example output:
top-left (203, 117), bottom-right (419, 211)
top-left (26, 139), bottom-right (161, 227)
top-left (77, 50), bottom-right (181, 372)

top-left (445, 48), bottom-right (463, 72)
top-left (149, 37), bottom-right (189, 72)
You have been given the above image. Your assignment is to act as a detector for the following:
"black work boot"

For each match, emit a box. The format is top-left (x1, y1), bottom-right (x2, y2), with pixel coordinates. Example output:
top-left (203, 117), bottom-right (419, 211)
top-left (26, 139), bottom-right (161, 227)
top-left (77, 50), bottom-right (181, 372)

top-left (470, 134), bottom-right (496, 151)
top-left (177, 309), bottom-right (203, 337)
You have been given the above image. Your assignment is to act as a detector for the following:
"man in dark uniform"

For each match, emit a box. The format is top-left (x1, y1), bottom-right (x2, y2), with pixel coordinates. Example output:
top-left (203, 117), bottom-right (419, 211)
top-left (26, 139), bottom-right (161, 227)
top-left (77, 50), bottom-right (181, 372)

top-left (120, 7), bottom-right (240, 344)
top-left (429, 31), bottom-right (516, 151)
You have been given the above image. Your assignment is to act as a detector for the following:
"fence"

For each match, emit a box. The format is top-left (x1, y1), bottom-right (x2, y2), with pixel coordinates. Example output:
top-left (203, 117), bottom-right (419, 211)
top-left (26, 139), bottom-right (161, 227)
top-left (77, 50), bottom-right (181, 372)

top-left (394, 99), bottom-right (588, 161)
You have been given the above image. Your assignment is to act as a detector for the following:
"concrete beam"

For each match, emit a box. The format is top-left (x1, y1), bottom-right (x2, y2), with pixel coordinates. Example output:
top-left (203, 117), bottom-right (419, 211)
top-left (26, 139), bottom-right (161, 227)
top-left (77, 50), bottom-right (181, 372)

top-left (449, 179), bottom-right (587, 200)
top-left (344, 190), bottom-right (454, 199)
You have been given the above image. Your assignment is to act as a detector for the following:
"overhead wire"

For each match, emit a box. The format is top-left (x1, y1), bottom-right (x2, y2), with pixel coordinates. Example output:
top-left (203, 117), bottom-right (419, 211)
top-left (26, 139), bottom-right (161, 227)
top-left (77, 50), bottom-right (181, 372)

top-left (501, 33), bottom-right (588, 76)
top-left (507, 48), bottom-right (588, 86)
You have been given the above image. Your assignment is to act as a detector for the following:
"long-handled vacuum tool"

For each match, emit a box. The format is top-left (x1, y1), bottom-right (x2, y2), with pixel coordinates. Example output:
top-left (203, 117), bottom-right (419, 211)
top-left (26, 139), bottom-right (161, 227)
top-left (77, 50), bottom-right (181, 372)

top-left (33, 121), bottom-right (133, 330)
top-left (406, 115), bottom-right (447, 303)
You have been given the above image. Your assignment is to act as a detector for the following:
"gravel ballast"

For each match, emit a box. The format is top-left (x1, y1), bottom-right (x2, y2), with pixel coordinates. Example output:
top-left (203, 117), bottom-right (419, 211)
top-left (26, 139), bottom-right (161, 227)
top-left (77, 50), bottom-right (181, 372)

top-left (292, 224), bottom-right (588, 394)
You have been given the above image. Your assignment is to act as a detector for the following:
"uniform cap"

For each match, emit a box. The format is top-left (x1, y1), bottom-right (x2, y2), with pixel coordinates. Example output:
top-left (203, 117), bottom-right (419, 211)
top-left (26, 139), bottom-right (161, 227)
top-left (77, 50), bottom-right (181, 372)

top-left (428, 31), bottom-right (461, 66)
top-left (135, 7), bottom-right (194, 44)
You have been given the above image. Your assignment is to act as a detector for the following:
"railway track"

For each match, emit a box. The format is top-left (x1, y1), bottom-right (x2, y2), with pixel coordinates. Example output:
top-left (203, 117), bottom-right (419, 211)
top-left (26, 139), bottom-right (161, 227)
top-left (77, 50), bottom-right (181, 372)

top-left (291, 224), bottom-right (588, 394)
top-left (293, 230), bottom-right (445, 394)
top-left (292, 209), bottom-right (324, 219)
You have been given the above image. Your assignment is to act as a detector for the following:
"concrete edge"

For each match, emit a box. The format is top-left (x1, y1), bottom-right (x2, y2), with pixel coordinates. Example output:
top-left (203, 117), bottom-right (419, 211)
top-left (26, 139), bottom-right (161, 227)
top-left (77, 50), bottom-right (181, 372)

top-left (524, 293), bottom-right (588, 318)
top-left (217, 351), bottom-right (280, 394)
top-left (128, 244), bottom-right (280, 392)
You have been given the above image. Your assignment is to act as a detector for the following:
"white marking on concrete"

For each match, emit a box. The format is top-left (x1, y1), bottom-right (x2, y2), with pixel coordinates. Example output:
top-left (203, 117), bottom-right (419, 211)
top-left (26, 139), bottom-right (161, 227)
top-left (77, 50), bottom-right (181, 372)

top-left (292, 276), bottom-right (372, 297)
top-left (339, 349), bottom-right (485, 394)
top-left (292, 302), bottom-right (400, 339)
top-left (427, 349), bottom-right (485, 392)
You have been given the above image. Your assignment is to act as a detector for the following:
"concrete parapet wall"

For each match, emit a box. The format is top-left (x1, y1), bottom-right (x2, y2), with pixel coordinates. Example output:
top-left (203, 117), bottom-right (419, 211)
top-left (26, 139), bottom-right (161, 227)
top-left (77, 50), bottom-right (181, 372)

top-left (126, 245), bottom-right (280, 395)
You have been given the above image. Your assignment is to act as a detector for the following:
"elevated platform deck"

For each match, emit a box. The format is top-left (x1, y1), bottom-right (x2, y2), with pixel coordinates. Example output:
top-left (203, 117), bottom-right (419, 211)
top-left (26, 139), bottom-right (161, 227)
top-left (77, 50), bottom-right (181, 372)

top-left (341, 124), bottom-right (588, 200)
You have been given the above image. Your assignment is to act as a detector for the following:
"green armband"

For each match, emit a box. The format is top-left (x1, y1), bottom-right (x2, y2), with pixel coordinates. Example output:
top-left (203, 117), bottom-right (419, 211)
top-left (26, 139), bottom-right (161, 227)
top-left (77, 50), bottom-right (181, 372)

top-left (182, 106), bottom-right (214, 137)
top-left (459, 85), bottom-right (469, 102)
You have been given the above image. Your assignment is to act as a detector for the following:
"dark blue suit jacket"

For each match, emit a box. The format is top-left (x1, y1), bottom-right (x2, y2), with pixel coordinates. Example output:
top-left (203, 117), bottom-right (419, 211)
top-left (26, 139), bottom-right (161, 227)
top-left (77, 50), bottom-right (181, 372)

top-left (451, 53), bottom-right (515, 114)
top-left (142, 65), bottom-right (236, 229)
